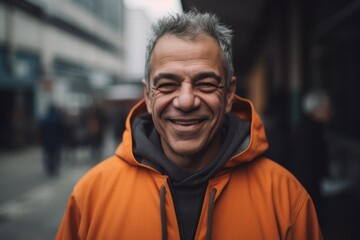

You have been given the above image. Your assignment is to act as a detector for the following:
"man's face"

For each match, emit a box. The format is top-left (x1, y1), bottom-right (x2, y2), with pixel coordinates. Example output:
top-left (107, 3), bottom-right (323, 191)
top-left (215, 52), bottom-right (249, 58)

top-left (144, 34), bottom-right (236, 164)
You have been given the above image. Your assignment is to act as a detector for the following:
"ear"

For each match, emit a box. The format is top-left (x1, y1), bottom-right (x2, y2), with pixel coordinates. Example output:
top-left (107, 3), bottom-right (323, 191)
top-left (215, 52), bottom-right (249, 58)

top-left (142, 79), bottom-right (152, 114)
top-left (226, 76), bottom-right (237, 113)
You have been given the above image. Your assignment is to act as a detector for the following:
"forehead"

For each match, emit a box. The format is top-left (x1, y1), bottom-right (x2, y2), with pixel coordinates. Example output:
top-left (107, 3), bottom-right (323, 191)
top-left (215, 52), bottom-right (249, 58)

top-left (149, 34), bottom-right (224, 79)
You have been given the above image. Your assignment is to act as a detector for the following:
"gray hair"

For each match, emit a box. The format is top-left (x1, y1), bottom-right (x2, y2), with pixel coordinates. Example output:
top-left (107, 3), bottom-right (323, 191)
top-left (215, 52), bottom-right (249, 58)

top-left (144, 9), bottom-right (234, 90)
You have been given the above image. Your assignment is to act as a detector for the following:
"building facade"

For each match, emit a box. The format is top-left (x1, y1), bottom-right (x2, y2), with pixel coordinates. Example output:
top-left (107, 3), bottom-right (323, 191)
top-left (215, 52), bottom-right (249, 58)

top-left (0, 0), bottom-right (124, 148)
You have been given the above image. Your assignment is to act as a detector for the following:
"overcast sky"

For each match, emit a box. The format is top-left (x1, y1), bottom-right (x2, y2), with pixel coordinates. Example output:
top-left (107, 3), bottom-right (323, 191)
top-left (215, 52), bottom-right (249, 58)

top-left (124, 0), bottom-right (183, 22)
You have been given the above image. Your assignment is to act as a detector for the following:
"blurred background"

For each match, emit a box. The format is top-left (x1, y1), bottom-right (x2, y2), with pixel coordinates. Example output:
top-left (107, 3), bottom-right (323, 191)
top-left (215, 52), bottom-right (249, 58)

top-left (0, 0), bottom-right (359, 239)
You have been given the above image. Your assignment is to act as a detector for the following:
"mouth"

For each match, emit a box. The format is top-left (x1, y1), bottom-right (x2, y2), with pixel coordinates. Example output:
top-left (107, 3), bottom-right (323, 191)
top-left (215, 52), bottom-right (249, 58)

top-left (166, 117), bottom-right (208, 136)
top-left (170, 119), bottom-right (203, 126)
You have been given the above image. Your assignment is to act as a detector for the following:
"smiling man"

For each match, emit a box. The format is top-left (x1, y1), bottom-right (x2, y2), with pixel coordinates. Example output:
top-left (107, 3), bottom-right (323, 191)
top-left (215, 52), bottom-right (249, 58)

top-left (57, 10), bottom-right (323, 240)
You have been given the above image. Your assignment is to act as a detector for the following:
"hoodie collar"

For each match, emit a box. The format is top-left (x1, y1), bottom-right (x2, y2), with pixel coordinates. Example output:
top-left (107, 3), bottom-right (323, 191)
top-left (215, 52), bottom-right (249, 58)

top-left (131, 112), bottom-right (250, 187)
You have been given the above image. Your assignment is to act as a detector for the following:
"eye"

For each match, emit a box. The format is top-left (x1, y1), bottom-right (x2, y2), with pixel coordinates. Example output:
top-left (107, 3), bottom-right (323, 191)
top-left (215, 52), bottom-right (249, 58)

top-left (195, 82), bottom-right (222, 93)
top-left (154, 82), bottom-right (179, 93)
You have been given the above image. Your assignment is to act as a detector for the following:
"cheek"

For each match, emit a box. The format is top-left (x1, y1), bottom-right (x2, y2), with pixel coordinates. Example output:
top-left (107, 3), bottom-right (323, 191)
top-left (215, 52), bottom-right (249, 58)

top-left (203, 93), bottom-right (226, 113)
top-left (151, 94), bottom-right (174, 117)
top-left (206, 95), bottom-right (228, 128)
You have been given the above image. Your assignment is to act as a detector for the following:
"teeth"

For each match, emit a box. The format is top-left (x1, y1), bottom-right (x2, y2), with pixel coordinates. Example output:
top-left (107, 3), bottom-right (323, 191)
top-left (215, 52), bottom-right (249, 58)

top-left (173, 120), bottom-right (200, 125)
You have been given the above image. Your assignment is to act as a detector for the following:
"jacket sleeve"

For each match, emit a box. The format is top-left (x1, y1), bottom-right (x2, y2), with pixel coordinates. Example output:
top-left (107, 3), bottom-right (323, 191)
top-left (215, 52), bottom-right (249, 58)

top-left (56, 194), bottom-right (81, 240)
top-left (288, 194), bottom-right (324, 240)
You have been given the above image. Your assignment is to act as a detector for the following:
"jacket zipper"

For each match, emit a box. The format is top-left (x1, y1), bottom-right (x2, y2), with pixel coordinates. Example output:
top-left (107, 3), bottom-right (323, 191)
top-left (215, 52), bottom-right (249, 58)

top-left (166, 179), bottom-right (186, 240)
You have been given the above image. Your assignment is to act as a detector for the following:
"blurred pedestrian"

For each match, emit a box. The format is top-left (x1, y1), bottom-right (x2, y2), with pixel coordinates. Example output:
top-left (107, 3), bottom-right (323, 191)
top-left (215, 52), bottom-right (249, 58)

top-left (86, 105), bottom-right (105, 161)
top-left (38, 104), bottom-right (65, 176)
top-left (57, 10), bottom-right (323, 239)
top-left (291, 89), bottom-right (333, 224)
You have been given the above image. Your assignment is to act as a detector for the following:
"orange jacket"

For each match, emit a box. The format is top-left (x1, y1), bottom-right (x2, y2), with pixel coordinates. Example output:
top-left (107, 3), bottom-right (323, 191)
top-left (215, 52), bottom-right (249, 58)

top-left (56, 96), bottom-right (323, 240)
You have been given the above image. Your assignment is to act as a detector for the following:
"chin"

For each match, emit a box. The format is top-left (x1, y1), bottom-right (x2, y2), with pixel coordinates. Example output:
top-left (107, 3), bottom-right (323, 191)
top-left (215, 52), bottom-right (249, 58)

top-left (171, 143), bottom-right (204, 156)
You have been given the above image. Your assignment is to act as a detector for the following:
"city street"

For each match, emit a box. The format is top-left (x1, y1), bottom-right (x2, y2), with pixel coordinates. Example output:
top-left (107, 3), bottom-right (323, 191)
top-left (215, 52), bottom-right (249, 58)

top-left (0, 141), bottom-right (116, 240)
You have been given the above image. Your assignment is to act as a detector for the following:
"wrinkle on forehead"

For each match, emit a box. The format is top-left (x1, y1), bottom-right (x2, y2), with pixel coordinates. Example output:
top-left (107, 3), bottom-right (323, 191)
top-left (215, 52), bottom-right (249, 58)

top-left (150, 34), bottom-right (225, 80)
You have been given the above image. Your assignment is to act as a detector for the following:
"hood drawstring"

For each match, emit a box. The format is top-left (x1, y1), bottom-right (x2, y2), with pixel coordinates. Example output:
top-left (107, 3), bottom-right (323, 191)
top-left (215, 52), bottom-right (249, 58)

top-left (160, 185), bottom-right (167, 240)
top-left (206, 188), bottom-right (217, 240)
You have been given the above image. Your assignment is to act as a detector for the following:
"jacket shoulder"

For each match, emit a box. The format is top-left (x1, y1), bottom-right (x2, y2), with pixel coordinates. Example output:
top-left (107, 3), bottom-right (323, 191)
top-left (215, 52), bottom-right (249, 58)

top-left (71, 156), bottom-right (134, 200)
top-left (248, 157), bottom-right (301, 185)
top-left (236, 157), bottom-right (309, 210)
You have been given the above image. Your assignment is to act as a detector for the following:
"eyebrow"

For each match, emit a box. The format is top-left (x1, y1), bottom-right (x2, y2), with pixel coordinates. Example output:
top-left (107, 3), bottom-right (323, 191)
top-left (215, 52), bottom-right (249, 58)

top-left (153, 71), bottom-right (222, 86)
top-left (153, 73), bottom-right (182, 86)
top-left (192, 72), bottom-right (222, 83)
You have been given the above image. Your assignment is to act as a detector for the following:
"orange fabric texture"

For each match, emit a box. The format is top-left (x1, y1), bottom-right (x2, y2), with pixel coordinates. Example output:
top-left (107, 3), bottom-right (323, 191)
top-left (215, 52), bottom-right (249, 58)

top-left (56, 96), bottom-right (323, 240)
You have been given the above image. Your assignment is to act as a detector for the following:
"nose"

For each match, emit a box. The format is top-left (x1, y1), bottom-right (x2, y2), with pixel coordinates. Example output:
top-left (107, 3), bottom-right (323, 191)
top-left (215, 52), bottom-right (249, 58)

top-left (173, 82), bottom-right (200, 111)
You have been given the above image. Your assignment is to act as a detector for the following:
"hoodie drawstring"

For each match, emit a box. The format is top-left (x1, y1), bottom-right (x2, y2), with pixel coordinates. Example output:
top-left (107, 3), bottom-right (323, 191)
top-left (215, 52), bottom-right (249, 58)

top-left (160, 185), bottom-right (167, 240)
top-left (206, 188), bottom-right (217, 240)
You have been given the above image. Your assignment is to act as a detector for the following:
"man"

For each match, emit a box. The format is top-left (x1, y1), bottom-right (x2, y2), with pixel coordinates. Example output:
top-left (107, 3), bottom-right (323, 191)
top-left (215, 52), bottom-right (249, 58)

top-left (38, 105), bottom-right (64, 176)
top-left (57, 10), bottom-right (323, 239)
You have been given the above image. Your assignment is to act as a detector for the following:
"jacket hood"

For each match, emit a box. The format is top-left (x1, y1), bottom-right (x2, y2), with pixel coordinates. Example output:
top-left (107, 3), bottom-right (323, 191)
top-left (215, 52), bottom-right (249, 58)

top-left (115, 95), bottom-right (269, 172)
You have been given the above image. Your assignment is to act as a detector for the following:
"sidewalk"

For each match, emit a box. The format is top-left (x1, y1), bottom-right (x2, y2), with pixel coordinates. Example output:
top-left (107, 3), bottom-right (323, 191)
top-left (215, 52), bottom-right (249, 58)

top-left (0, 146), bottom-right (45, 203)
top-left (0, 145), bottom-right (93, 240)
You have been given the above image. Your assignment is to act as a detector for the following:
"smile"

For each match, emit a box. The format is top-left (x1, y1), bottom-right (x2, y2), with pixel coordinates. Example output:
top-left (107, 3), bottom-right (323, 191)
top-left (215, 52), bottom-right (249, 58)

top-left (171, 120), bottom-right (202, 125)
